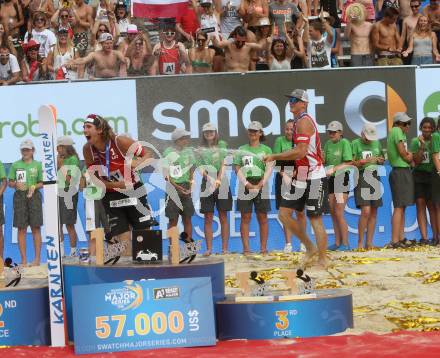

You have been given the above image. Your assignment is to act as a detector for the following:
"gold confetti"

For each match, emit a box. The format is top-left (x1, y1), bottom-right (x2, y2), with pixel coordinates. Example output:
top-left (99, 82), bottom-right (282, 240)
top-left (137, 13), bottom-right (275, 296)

top-left (386, 316), bottom-right (440, 330)
top-left (423, 272), bottom-right (440, 284)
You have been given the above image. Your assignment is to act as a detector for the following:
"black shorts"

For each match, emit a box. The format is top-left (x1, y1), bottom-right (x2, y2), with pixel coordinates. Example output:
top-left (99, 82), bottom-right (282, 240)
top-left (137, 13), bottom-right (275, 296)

top-left (413, 170), bottom-right (432, 200)
top-left (354, 170), bottom-right (383, 208)
top-left (13, 190), bottom-right (43, 229)
top-left (165, 182), bottom-right (195, 220)
top-left (59, 193), bottom-right (78, 225)
top-left (389, 168), bottom-right (414, 208)
top-left (279, 177), bottom-right (326, 217)
top-left (199, 177), bottom-right (232, 213)
top-left (236, 178), bottom-right (271, 213)
top-left (101, 182), bottom-right (152, 238)
top-left (328, 172), bottom-right (350, 195)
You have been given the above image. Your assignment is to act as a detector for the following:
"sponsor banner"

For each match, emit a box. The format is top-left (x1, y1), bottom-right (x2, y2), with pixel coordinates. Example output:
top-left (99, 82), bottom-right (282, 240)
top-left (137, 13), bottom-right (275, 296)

top-left (136, 67), bottom-right (417, 152)
top-left (0, 287), bottom-right (50, 346)
top-left (72, 277), bottom-right (216, 354)
top-left (0, 80), bottom-right (137, 161)
top-left (416, 67), bottom-right (440, 124)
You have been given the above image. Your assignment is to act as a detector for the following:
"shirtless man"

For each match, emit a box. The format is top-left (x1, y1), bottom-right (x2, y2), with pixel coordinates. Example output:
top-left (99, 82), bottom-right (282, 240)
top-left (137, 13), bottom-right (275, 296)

top-left (400, 0), bottom-right (421, 49)
top-left (345, 5), bottom-right (374, 66)
top-left (0, 0), bottom-right (24, 42)
top-left (68, 33), bottom-right (127, 78)
top-left (371, 7), bottom-right (402, 66)
top-left (213, 25), bottom-right (266, 72)
top-left (72, 0), bottom-right (94, 57)
top-left (424, 0), bottom-right (440, 45)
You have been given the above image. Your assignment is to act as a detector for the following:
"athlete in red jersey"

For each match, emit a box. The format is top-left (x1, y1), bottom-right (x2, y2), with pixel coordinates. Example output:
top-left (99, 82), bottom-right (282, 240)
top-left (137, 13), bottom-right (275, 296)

top-left (150, 24), bottom-right (191, 75)
top-left (83, 114), bottom-right (154, 259)
top-left (265, 89), bottom-right (328, 268)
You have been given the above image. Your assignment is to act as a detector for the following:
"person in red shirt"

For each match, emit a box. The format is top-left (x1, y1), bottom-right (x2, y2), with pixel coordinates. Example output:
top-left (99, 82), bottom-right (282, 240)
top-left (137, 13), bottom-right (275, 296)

top-left (176, 0), bottom-right (200, 43)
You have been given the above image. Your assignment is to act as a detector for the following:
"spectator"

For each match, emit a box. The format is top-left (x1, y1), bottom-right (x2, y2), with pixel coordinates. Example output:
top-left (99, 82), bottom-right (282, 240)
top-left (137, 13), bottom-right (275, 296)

top-left (324, 121), bottom-right (352, 251)
top-left (176, 0), bottom-right (200, 44)
top-left (267, 37), bottom-right (296, 70)
top-left (46, 28), bottom-right (81, 80)
top-left (351, 123), bottom-right (384, 250)
top-left (0, 158), bottom-right (6, 259)
top-left (197, 123), bottom-right (232, 255)
top-left (431, 119), bottom-right (440, 246)
top-left (269, 0), bottom-right (301, 39)
top-left (8, 139), bottom-right (43, 266)
top-left (345, 4), bottom-right (374, 66)
top-left (307, 18), bottom-right (334, 68)
top-left (115, 1), bottom-right (131, 38)
top-left (0, 23), bottom-right (17, 57)
top-left (28, 0), bottom-right (54, 26)
top-left (254, 17), bottom-right (271, 70)
top-left (216, 0), bottom-right (243, 39)
top-left (424, 0), bottom-right (440, 47)
top-left (189, 31), bottom-right (215, 73)
top-left (321, 0), bottom-right (342, 30)
top-left (213, 25), bottom-right (266, 72)
top-left (68, 33), bottom-right (127, 78)
top-left (400, 0), bottom-right (422, 53)
top-left (24, 11), bottom-right (57, 59)
top-left (163, 128), bottom-right (196, 242)
top-left (93, 0), bottom-right (112, 23)
top-left (233, 121), bottom-right (272, 255)
top-left (71, 0), bottom-right (94, 57)
top-left (198, 0), bottom-right (222, 41)
top-left (0, 0), bottom-right (24, 45)
top-left (372, 7), bottom-right (402, 66)
top-left (287, 23), bottom-right (306, 68)
top-left (57, 136), bottom-right (81, 257)
top-left (402, 15), bottom-right (440, 64)
top-left (21, 39), bottom-right (47, 81)
top-left (51, 8), bottom-right (74, 39)
top-left (126, 33), bottom-right (153, 76)
top-left (118, 24), bottom-right (139, 56)
top-left (240, 0), bottom-right (269, 29)
top-left (410, 117), bottom-right (437, 245)
top-left (90, 22), bottom-right (111, 51)
top-left (292, 0), bottom-right (308, 17)
top-left (376, 0), bottom-right (399, 21)
top-left (150, 24), bottom-right (190, 75)
top-left (387, 112), bottom-right (414, 248)
top-left (0, 45), bottom-right (21, 85)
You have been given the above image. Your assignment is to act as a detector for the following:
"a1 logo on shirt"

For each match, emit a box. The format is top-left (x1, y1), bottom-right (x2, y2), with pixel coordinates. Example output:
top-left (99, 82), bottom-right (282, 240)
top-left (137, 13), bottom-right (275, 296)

top-left (16, 169), bottom-right (27, 183)
top-left (422, 151), bottom-right (430, 164)
top-left (170, 164), bottom-right (183, 178)
top-left (362, 151), bottom-right (373, 159)
top-left (242, 155), bottom-right (254, 167)
top-left (162, 62), bottom-right (176, 75)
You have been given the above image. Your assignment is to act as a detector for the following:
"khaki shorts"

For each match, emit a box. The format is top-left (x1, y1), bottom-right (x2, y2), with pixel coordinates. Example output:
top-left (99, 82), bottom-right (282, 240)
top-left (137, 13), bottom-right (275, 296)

top-left (376, 57), bottom-right (403, 66)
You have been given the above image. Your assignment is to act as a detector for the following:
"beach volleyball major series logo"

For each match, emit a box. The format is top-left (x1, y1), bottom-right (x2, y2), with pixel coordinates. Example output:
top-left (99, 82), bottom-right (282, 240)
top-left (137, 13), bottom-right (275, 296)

top-left (104, 281), bottom-right (143, 311)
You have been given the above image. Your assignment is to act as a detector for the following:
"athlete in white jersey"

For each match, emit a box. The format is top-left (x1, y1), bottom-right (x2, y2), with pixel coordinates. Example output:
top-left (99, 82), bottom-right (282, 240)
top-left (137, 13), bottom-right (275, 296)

top-left (265, 89), bottom-right (328, 268)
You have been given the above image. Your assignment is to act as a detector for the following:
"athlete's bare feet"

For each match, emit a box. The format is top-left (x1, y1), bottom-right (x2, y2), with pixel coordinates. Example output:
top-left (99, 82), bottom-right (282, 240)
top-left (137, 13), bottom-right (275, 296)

top-left (317, 257), bottom-right (329, 270)
top-left (203, 250), bottom-right (211, 257)
top-left (301, 247), bottom-right (318, 267)
top-left (30, 259), bottom-right (40, 267)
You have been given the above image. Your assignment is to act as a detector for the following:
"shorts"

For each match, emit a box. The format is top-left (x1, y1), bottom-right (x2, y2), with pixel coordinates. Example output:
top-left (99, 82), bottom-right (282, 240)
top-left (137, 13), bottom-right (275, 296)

top-left (0, 196), bottom-right (4, 225)
top-left (413, 170), bottom-right (432, 200)
top-left (165, 182), bottom-right (195, 220)
top-left (431, 172), bottom-right (440, 204)
top-left (13, 190), bottom-right (43, 229)
top-left (351, 54), bottom-right (374, 67)
top-left (376, 57), bottom-right (403, 66)
top-left (199, 177), bottom-right (232, 213)
top-left (328, 172), bottom-right (350, 195)
top-left (354, 170), bottom-right (383, 208)
top-left (236, 178), bottom-right (271, 213)
top-left (280, 177), bottom-right (326, 217)
top-left (101, 182), bottom-right (152, 238)
top-left (59, 193), bottom-right (78, 225)
top-left (389, 168), bottom-right (414, 208)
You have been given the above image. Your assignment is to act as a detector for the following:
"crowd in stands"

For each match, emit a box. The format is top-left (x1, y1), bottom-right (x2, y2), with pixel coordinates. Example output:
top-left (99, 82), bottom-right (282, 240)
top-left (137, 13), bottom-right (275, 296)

top-left (0, 0), bottom-right (439, 83)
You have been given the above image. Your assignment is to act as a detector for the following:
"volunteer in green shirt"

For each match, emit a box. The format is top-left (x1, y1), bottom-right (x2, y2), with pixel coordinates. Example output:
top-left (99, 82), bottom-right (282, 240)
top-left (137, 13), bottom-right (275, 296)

top-left (352, 123), bottom-right (384, 250)
top-left (163, 128), bottom-right (196, 239)
top-left (197, 122), bottom-right (232, 255)
top-left (8, 139), bottom-right (44, 266)
top-left (272, 119), bottom-right (306, 254)
top-left (410, 117), bottom-right (437, 245)
top-left (386, 112), bottom-right (414, 248)
top-left (233, 121), bottom-right (272, 255)
top-left (430, 119), bottom-right (440, 246)
top-left (324, 121), bottom-right (352, 251)
top-left (0, 160), bottom-right (6, 260)
top-left (57, 136), bottom-right (81, 257)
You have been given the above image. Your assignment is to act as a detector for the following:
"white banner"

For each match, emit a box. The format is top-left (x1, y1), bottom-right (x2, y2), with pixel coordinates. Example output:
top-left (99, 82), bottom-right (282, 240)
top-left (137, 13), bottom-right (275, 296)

top-left (416, 67), bottom-right (440, 126)
top-left (0, 80), bottom-right (138, 162)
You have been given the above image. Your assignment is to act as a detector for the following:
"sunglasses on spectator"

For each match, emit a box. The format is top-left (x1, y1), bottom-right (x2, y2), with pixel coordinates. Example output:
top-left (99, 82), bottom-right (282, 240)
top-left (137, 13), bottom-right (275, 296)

top-left (288, 97), bottom-right (300, 104)
top-left (197, 37), bottom-right (206, 41)
top-left (35, 17), bottom-right (45, 22)
top-left (60, 14), bottom-right (69, 18)
top-left (410, 4), bottom-right (419, 7)
top-left (98, 28), bottom-right (107, 32)
top-left (135, 41), bottom-right (143, 45)
top-left (164, 31), bottom-right (175, 36)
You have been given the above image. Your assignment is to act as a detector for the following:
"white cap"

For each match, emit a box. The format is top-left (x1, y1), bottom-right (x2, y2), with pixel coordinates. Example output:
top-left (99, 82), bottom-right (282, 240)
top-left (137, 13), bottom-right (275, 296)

top-left (248, 121), bottom-right (263, 131)
top-left (98, 33), bottom-right (113, 43)
top-left (393, 112), bottom-right (412, 124)
top-left (57, 135), bottom-right (75, 146)
top-left (286, 89), bottom-right (309, 102)
top-left (20, 139), bottom-right (34, 150)
top-left (127, 24), bottom-right (138, 34)
top-left (327, 121), bottom-right (343, 132)
top-left (171, 128), bottom-right (191, 141)
top-left (200, 0), bottom-right (213, 4)
top-left (362, 123), bottom-right (378, 141)
top-left (202, 123), bottom-right (217, 132)
top-left (257, 17), bottom-right (271, 26)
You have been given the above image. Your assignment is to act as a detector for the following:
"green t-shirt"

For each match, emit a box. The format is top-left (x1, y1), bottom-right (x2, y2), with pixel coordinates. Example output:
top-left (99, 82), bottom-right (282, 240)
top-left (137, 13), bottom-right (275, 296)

top-left (351, 138), bottom-right (383, 171)
top-left (58, 155), bottom-right (81, 189)
top-left (410, 137), bottom-right (433, 172)
top-left (432, 132), bottom-right (440, 156)
top-left (163, 146), bottom-right (196, 184)
top-left (324, 138), bottom-right (352, 176)
top-left (233, 143), bottom-right (272, 179)
top-left (273, 136), bottom-right (292, 154)
top-left (387, 126), bottom-right (410, 168)
top-left (0, 162), bottom-right (6, 180)
top-left (9, 159), bottom-right (43, 187)
top-left (196, 140), bottom-right (228, 173)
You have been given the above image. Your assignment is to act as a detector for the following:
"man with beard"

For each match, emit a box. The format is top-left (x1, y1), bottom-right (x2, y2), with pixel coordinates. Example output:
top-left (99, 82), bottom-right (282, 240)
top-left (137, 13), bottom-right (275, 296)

top-left (68, 33), bottom-right (127, 78)
top-left (71, 0), bottom-right (94, 57)
top-left (213, 25), bottom-right (266, 72)
top-left (0, 45), bottom-right (20, 85)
